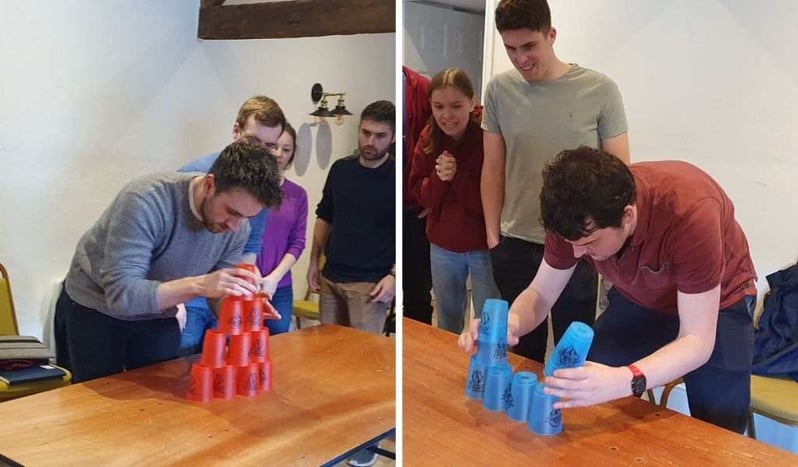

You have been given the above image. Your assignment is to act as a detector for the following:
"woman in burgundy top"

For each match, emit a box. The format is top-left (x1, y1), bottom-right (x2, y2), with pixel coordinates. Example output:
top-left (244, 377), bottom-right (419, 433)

top-left (408, 68), bottom-right (499, 333)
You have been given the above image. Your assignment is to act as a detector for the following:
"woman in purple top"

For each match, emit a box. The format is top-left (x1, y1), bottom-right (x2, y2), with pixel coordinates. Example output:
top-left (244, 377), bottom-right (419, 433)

top-left (257, 123), bottom-right (308, 334)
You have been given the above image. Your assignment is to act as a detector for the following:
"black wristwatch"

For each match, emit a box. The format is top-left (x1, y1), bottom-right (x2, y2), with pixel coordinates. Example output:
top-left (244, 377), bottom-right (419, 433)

top-left (627, 364), bottom-right (646, 397)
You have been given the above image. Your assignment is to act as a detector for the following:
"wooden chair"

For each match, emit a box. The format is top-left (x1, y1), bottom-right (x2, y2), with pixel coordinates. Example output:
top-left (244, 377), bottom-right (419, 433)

top-left (0, 262), bottom-right (72, 401)
top-left (646, 378), bottom-right (683, 407)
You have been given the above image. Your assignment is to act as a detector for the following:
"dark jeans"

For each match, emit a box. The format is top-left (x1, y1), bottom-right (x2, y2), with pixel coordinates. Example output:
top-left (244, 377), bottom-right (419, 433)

top-left (54, 286), bottom-right (180, 383)
top-left (589, 288), bottom-right (754, 434)
top-left (490, 236), bottom-right (597, 362)
top-left (403, 208), bottom-right (433, 324)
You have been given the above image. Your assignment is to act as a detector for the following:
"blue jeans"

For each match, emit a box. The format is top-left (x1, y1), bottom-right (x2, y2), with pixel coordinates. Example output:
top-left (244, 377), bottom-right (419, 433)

top-left (588, 287), bottom-right (755, 433)
top-left (177, 304), bottom-right (216, 357)
top-left (430, 244), bottom-right (500, 333)
top-left (266, 285), bottom-right (293, 335)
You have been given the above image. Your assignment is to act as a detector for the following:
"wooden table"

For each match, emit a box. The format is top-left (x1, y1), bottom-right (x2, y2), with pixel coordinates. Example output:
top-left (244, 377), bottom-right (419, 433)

top-left (403, 318), bottom-right (797, 466)
top-left (0, 324), bottom-right (394, 466)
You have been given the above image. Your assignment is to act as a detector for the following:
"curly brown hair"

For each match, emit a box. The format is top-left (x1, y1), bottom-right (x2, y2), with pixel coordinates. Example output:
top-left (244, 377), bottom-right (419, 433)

top-left (209, 135), bottom-right (283, 208)
top-left (540, 146), bottom-right (635, 240)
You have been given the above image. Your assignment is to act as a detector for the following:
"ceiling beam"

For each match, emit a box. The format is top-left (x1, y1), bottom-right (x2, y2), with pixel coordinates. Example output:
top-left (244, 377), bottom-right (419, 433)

top-left (198, 0), bottom-right (395, 40)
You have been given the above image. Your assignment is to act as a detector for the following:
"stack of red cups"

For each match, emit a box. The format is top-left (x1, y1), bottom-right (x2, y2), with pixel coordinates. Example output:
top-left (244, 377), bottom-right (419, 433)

top-left (187, 265), bottom-right (273, 402)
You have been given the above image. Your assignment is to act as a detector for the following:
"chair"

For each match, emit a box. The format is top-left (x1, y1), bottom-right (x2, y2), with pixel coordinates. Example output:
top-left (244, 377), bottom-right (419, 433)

top-left (0, 263), bottom-right (20, 335)
top-left (646, 378), bottom-right (683, 407)
top-left (293, 287), bottom-right (320, 330)
top-left (0, 262), bottom-right (71, 401)
top-left (747, 375), bottom-right (798, 439)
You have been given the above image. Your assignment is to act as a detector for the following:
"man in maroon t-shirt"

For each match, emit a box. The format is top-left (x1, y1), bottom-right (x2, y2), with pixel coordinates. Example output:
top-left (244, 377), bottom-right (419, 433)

top-left (460, 146), bottom-right (757, 433)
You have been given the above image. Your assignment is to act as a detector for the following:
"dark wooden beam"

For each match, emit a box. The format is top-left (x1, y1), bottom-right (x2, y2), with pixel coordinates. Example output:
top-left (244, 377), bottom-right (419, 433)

top-left (201, 0), bottom-right (225, 7)
top-left (198, 0), bottom-right (395, 40)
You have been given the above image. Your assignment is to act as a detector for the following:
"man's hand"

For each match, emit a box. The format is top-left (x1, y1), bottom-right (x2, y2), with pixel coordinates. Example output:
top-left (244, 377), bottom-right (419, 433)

top-left (544, 362), bottom-right (632, 409)
top-left (458, 313), bottom-right (522, 353)
top-left (262, 297), bottom-right (282, 321)
top-left (486, 230), bottom-right (500, 249)
top-left (199, 268), bottom-right (258, 299)
top-left (369, 275), bottom-right (395, 303)
top-left (307, 264), bottom-right (321, 293)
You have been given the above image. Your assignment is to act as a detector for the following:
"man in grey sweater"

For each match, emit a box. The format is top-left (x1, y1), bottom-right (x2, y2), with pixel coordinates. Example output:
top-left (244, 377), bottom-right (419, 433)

top-left (55, 136), bottom-right (282, 382)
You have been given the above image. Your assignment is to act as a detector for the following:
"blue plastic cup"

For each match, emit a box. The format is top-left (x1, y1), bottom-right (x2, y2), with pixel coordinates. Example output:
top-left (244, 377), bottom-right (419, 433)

top-left (465, 354), bottom-right (487, 400)
top-left (479, 299), bottom-right (509, 344)
top-left (476, 340), bottom-right (508, 367)
top-left (528, 382), bottom-right (562, 436)
top-left (482, 361), bottom-right (513, 412)
top-left (544, 321), bottom-right (594, 377)
top-left (506, 371), bottom-right (537, 422)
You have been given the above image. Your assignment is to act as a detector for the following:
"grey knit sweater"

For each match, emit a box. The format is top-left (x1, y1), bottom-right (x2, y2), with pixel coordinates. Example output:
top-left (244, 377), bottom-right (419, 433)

top-left (65, 172), bottom-right (250, 320)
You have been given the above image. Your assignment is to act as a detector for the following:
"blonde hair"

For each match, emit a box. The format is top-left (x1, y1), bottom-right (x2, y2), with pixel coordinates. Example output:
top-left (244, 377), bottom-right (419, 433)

top-left (235, 95), bottom-right (286, 131)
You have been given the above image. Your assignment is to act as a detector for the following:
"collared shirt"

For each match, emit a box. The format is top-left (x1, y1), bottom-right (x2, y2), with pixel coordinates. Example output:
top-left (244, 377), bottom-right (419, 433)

top-left (545, 161), bottom-right (756, 313)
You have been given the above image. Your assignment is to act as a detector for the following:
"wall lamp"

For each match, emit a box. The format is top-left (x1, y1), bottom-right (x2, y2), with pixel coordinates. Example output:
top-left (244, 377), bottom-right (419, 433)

top-left (310, 83), bottom-right (352, 122)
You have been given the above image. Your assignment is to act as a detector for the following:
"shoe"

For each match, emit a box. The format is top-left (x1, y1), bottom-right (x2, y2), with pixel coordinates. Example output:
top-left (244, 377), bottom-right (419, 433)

top-left (347, 449), bottom-right (378, 467)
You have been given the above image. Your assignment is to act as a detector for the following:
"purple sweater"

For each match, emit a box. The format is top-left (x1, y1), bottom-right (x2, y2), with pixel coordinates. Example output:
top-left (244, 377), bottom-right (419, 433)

top-left (256, 178), bottom-right (308, 288)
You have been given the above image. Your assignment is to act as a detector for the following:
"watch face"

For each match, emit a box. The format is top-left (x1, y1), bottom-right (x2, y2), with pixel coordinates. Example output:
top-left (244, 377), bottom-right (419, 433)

top-left (632, 376), bottom-right (646, 397)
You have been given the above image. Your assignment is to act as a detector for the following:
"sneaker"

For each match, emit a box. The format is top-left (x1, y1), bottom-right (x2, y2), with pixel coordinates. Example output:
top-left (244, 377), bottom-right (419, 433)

top-left (347, 449), bottom-right (378, 467)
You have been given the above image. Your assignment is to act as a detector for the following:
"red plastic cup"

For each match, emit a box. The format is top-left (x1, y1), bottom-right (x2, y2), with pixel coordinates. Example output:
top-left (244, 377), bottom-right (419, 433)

top-left (200, 329), bottom-right (226, 368)
top-left (258, 360), bottom-right (272, 392)
top-left (212, 364), bottom-right (235, 400)
top-left (249, 329), bottom-right (269, 362)
top-left (187, 363), bottom-right (212, 402)
top-left (236, 363), bottom-right (259, 397)
top-left (235, 263), bottom-right (257, 286)
top-left (227, 332), bottom-right (251, 367)
top-left (219, 296), bottom-right (244, 336)
top-left (243, 296), bottom-right (263, 332)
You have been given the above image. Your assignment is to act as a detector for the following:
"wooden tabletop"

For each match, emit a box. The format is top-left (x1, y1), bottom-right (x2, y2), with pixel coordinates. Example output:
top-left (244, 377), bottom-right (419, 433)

top-left (403, 318), bottom-right (797, 466)
top-left (0, 324), bottom-right (395, 466)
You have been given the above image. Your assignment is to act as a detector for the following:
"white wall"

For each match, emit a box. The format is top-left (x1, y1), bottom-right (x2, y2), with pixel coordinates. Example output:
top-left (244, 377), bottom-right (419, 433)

top-left (404, 1), bottom-right (485, 99)
top-left (483, 0), bottom-right (798, 299)
top-left (0, 0), bottom-right (395, 338)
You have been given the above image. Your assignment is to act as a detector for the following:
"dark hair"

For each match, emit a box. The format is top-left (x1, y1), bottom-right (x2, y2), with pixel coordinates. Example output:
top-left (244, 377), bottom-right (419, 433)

top-left (209, 135), bottom-right (283, 208)
top-left (540, 146), bottom-right (635, 240)
top-left (361, 100), bottom-right (396, 134)
top-left (423, 67), bottom-right (475, 156)
top-left (495, 0), bottom-right (551, 33)
top-left (235, 95), bottom-right (286, 133)
top-left (282, 121), bottom-right (297, 167)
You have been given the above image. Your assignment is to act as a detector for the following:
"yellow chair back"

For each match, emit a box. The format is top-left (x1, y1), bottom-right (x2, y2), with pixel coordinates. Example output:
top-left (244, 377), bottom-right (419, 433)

top-left (0, 263), bottom-right (20, 335)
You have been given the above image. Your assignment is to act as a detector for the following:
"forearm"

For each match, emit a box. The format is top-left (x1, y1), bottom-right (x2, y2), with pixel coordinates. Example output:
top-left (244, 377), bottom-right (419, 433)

top-left (509, 283), bottom-right (551, 337)
top-left (481, 133), bottom-right (505, 241)
top-left (631, 332), bottom-right (714, 391)
top-left (310, 219), bottom-right (331, 267)
top-left (156, 276), bottom-right (203, 311)
top-left (481, 170), bottom-right (503, 235)
top-left (265, 253), bottom-right (298, 282)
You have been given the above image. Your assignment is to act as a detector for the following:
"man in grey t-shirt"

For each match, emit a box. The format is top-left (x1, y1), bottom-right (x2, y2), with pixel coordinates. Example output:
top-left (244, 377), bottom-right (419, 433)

top-left (479, 0), bottom-right (630, 362)
top-left (54, 136), bottom-right (282, 382)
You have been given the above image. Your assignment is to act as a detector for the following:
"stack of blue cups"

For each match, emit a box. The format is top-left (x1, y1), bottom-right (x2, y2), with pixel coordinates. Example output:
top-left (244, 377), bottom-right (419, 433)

top-left (465, 298), bottom-right (509, 408)
top-left (464, 300), bottom-right (594, 436)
